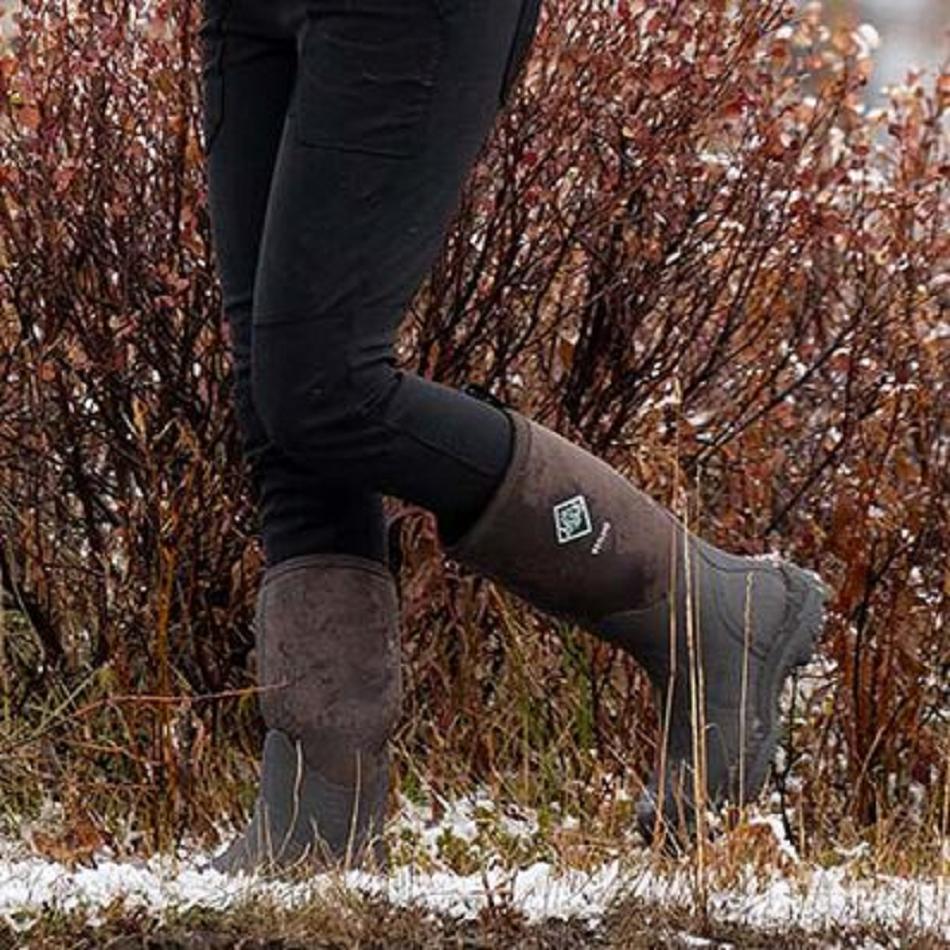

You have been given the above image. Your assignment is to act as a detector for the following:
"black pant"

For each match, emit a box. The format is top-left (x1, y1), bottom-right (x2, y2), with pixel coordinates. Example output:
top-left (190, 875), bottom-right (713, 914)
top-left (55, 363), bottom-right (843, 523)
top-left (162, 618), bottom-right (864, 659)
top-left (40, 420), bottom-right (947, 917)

top-left (201, 0), bottom-right (541, 565)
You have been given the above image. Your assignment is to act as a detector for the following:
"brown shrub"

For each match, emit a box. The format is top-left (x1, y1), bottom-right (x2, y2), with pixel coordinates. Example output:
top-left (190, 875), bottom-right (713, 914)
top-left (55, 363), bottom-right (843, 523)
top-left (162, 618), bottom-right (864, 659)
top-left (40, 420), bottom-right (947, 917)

top-left (0, 0), bottom-right (946, 857)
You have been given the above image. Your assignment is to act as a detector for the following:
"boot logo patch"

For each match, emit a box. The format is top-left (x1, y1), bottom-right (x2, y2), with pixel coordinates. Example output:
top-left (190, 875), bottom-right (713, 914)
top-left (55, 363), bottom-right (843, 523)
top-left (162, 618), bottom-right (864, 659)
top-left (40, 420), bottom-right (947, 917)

top-left (553, 495), bottom-right (593, 545)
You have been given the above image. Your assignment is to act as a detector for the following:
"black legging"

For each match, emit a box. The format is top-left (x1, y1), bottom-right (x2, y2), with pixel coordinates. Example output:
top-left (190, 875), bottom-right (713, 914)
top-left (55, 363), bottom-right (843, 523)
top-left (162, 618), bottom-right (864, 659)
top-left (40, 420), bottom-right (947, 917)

top-left (201, 0), bottom-right (541, 566)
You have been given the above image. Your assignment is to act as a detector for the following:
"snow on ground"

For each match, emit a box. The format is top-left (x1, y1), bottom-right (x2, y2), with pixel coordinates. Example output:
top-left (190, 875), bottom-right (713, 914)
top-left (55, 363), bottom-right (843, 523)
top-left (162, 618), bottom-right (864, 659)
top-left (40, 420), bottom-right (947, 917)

top-left (0, 797), bottom-right (947, 941)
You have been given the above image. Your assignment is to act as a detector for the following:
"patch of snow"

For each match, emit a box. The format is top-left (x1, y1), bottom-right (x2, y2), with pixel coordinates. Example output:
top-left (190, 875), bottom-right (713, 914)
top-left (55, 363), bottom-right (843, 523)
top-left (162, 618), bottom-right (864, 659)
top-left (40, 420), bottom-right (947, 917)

top-left (0, 800), bottom-right (946, 940)
top-left (364, 860), bottom-right (625, 924)
top-left (854, 23), bottom-right (883, 57)
top-left (747, 814), bottom-right (799, 864)
top-left (677, 934), bottom-right (732, 948)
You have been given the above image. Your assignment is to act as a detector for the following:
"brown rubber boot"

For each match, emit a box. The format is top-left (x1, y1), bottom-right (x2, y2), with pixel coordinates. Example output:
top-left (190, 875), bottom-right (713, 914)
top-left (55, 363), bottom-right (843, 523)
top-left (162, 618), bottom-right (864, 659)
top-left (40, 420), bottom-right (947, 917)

top-left (446, 412), bottom-right (827, 848)
top-left (213, 554), bottom-right (402, 874)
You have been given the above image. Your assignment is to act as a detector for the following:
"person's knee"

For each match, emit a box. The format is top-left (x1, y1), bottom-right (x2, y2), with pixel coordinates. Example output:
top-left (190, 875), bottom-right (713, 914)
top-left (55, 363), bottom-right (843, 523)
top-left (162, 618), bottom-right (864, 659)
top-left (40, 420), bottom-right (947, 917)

top-left (252, 325), bottom-right (395, 466)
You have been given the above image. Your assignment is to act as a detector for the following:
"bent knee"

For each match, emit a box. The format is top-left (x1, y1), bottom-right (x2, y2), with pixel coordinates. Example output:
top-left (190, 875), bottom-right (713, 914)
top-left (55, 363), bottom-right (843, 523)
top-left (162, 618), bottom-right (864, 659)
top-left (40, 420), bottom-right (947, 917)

top-left (252, 324), bottom-right (396, 464)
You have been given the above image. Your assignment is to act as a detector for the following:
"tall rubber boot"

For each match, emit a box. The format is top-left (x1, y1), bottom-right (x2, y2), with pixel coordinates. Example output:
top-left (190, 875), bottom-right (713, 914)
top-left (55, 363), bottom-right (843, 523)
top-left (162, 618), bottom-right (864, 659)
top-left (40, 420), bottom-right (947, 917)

top-left (446, 413), bottom-right (827, 847)
top-left (213, 554), bottom-right (402, 874)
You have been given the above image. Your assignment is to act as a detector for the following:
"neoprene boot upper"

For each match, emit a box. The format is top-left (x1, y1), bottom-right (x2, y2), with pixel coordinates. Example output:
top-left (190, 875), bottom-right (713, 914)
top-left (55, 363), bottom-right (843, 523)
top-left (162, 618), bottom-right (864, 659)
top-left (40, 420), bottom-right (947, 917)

top-left (214, 554), bottom-right (402, 873)
top-left (446, 412), bottom-right (827, 845)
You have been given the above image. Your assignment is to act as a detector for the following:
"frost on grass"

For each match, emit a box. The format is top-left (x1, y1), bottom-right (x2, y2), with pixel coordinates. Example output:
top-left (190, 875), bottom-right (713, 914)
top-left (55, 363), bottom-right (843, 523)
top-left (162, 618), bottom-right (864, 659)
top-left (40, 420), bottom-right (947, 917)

top-left (0, 796), bottom-right (947, 942)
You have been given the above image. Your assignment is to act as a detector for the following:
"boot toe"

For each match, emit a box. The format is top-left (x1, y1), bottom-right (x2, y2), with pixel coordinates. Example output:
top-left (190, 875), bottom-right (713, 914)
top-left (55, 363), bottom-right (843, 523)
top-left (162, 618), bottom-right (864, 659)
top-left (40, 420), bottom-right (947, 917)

top-left (635, 560), bottom-right (829, 848)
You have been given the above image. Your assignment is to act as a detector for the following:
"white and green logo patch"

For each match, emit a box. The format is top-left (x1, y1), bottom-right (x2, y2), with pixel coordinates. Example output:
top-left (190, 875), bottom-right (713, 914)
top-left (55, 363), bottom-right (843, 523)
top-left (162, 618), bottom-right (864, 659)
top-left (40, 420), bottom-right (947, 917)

top-left (553, 494), bottom-right (593, 545)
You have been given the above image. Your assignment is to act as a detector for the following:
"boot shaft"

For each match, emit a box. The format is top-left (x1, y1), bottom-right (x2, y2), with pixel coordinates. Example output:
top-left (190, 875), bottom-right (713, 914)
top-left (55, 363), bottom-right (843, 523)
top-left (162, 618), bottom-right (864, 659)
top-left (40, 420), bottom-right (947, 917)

top-left (255, 553), bottom-right (402, 787)
top-left (445, 412), bottom-right (676, 624)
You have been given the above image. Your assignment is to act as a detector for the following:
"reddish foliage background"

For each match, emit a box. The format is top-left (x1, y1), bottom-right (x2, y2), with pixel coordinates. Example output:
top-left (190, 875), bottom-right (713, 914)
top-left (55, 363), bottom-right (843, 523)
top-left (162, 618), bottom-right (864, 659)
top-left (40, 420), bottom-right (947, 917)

top-left (0, 0), bottom-right (946, 854)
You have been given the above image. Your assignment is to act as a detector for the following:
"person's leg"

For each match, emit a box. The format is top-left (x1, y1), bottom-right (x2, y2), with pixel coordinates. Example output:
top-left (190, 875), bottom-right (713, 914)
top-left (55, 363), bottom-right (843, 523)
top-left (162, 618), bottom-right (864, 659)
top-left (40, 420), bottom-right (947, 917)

top-left (251, 0), bottom-right (542, 540)
top-left (250, 0), bottom-right (826, 850)
top-left (202, 0), bottom-right (386, 567)
top-left (200, 0), bottom-right (401, 872)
